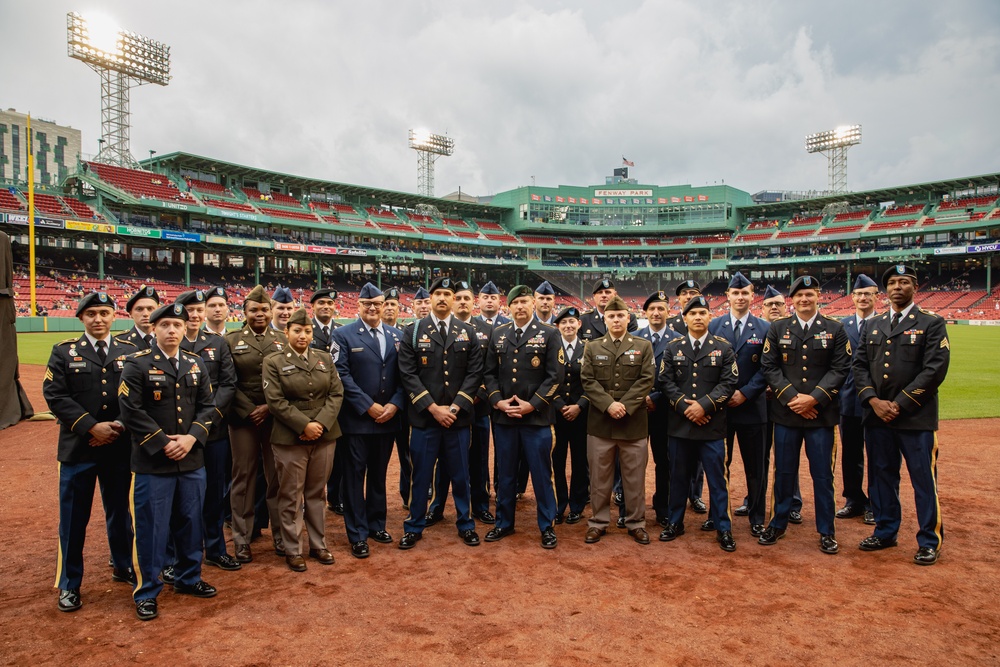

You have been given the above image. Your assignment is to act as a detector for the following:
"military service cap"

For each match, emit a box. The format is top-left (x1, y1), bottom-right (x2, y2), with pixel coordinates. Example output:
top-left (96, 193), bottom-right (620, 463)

top-left (727, 272), bottom-right (752, 290)
top-left (535, 281), bottom-right (555, 295)
top-left (358, 283), bottom-right (384, 300)
top-left (286, 307), bottom-right (311, 328)
top-left (605, 296), bottom-right (629, 312)
top-left (762, 285), bottom-right (782, 300)
top-left (272, 286), bottom-right (294, 304)
top-left (853, 274), bottom-right (878, 290)
top-left (414, 286), bottom-right (430, 300)
top-left (244, 285), bottom-right (270, 304)
top-left (478, 281), bottom-right (501, 295)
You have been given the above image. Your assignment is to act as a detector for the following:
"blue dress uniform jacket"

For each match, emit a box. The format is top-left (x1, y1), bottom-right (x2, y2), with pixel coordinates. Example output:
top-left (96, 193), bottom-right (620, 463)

top-left (708, 314), bottom-right (769, 424)
top-left (181, 331), bottom-right (236, 441)
top-left (635, 326), bottom-right (680, 407)
top-left (484, 320), bottom-right (565, 426)
top-left (762, 314), bottom-right (851, 428)
top-left (838, 314), bottom-right (872, 417)
top-left (398, 316), bottom-right (484, 428)
top-left (657, 336), bottom-right (739, 440)
top-left (578, 309), bottom-right (638, 341)
top-left (331, 319), bottom-right (405, 434)
top-left (44, 335), bottom-right (136, 462)
top-left (475, 313), bottom-right (510, 327)
top-left (225, 326), bottom-right (288, 422)
top-left (310, 317), bottom-right (341, 353)
top-left (853, 308), bottom-right (949, 431)
top-left (118, 349), bottom-right (217, 474)
top-left (115, 326), bottom-right (153, 351)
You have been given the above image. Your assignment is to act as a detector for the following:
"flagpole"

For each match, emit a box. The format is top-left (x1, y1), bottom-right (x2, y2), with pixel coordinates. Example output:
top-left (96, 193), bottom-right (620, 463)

top-left (27, 114), bottom-right (36, 317)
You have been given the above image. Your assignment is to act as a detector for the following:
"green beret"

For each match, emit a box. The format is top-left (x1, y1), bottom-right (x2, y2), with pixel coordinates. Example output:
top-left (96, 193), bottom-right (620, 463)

top-left (507, 285), bottom-right (534, 305)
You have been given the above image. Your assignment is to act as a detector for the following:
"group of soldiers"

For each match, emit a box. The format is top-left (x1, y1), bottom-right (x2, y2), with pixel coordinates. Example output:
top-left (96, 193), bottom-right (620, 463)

top-left (44, 265), bottom-right (949, 622)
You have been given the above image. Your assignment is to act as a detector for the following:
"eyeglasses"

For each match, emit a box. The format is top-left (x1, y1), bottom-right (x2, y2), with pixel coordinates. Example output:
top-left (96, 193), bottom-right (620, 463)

top-left (763, 301), bottom-right (785, 308)
top-left (359, 301), bottom-right (384, 310)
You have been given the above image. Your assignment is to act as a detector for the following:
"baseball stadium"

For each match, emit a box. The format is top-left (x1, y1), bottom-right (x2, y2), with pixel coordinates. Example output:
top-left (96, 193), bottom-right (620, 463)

top-left (1, 6), bottom-right (999, 667)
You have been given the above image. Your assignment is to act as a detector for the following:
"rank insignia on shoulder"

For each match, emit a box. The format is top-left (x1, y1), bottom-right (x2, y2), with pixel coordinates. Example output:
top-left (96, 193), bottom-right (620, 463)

top-left (940, 338), bottom-right (950, 350)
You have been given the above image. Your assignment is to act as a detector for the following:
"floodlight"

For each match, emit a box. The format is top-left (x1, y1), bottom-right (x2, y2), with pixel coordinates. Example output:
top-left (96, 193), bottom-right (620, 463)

top-left (408, 129), bottom-right (454, 197)
top-left (67, 12), bottom-right (171, 168)
top-left (805, 124), bottom-right (861, 193)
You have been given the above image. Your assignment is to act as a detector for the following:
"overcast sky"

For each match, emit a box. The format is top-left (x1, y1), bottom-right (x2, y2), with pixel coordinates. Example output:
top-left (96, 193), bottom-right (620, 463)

top-left (3, 0), bottom-right (999, 198)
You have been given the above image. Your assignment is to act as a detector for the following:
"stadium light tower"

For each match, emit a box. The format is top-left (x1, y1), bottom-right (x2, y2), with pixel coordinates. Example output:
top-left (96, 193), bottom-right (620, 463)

top-left (408, 129), bottom-right (454, 197)
top-left (805, 124), bottom-right (861, 194)
top-left (67, 12), bottom-right (171, 169)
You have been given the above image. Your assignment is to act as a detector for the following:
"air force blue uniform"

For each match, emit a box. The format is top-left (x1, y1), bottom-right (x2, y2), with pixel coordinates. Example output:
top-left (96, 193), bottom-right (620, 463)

top-left (839, 312), bottom-right (874, 512)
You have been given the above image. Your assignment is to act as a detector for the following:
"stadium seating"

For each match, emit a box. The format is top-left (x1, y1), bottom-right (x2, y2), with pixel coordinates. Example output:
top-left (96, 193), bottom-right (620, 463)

top-left (881, 204), bottom-right (926, 217)
top-left (776, 229), bottom-right (816, 239)
top-left (0, 189), bottom-right (25, 211)
top-left (787, 217), bottom-right (822, 228)
top-left (203, 198), bottom-right (258, 213)
top-left (61, 196), bottom-right (101, 220)
top-left (602, 238), bottom-right (642, 246)
top-left (259, 207), bottom-right (320, 223)
top-left (443, 217), bottom-right (470, 228)
top-left (938, 195), bottom-right (998, 211)
top-left (819, 223), bottom-right (863, 236)
top-left (419, 226), bottom-right (454, 237)
top-left (735, 232), bottom-right (775, 242)
top-left (831, 210), bottom-right (872, 223)
top-left (520, 235), bottom-right (559, 245)
top-left (243, 187), bottom-right (302, 208)
top-left (866, 219), bottom-right (919, 232)
top-left (745, 219), bottom-right (779, 230)
top-left (452, 230), bottom-right (481, 239)
top-left (87, 162), bottom-right (198, 203)
top-left (186, 178), bottom-right (232, 197)
top-left (374, 220), bottom-right (419, 235)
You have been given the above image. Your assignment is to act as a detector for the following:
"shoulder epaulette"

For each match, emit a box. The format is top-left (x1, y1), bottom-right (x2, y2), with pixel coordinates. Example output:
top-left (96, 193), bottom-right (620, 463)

top-left (58, 337), bottom-right (77, 345)
top-left (714, 335), bottom-right (728, 343)
top-left (181, 349), bottom-right (201, 358)
top-left (117, 339), bottom-right (137, 347)
top-left (495, 321), bottom-right (513, 329)
top-left (776, 315), bottom-right (794, 321)
top-left (134, 349), bottom-right (152, 357)
top-left (917, 307), bottom-right (939, 316)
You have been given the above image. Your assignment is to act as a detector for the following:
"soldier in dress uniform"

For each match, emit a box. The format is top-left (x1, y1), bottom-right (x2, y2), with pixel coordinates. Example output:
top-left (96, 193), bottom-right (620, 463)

top-left (411, 286), bottom-right (431, 321)
top-left (427, 281), bottom-right (496, 526)
top-left (636, 290), bottom-right (681, 527)
top-left (270, 286), bottom-right (295, 332)
top-left (854, 265), bottom-right (950, 566)
top-left (225, 286), bottom-right (288, 563)
top-left (759, 275), bottom-right (851, 555)
top-left (657, 296), bottom-right (740, 552)
top-left (262, 308), bottom-right (344, 572)
top-left (310, 287), bottom-right (340, 353)
top-left (119, 303), bottom-right (218, 621)
top-left (116, 285), bottom-right (160, 350)
top-left (381, 287), bottom-right (401, 328)
top-left (476, 281), bottom-right (509, 326)
top-left (551, 306), bottom-right (591, 525)
top-left (44, 292), bottom-right (136, 612)
top-left (396, 277), bottom-right (484, 550)
top-left (395, 288), bottom-right (427, 507)
top-left (667, 280), bottom-right (702, 336)
top-left (707, 272), bottom-right (770, 536)
top-left (331, 284), bottom-right (405, 558)
top-left (483, 285), bottom-right (564, 549)
top-left (578, 278), bottom-right (638, 341)
top-left (533, 281), bottom-right (557, 325)
top-left (203, 287), bottom-right (230, 337)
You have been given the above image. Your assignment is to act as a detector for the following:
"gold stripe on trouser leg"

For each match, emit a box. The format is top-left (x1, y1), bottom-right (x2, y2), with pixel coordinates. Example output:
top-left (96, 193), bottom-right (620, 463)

top-left (766, 426), bottom-right (777, 524)
top-left (830, 428), bottom-right (839, 527)
top-left (722, 437), bottom-right (733, 524)
top-left (53, 463), bottom-right (63, 588)
top-left (404, 426), bottom-right (415, 515)
top-left (547, 425), bottom-right (557, 496)
top-left (931, 432), bottom-right (943, 548)
top-left (129, 472), bottom-right (143, 596)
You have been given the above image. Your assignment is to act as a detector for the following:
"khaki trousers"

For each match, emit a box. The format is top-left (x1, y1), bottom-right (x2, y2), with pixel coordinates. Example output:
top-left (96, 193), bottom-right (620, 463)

top-left (587, 435), bottom-right (648, 530)
top-left (272, 440), bottom-right (337, 555)
top-left (229, 419), bottom-right (280, 546)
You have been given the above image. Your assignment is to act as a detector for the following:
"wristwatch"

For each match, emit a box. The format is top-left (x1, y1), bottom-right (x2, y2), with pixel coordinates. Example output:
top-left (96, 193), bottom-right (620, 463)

top-left (449, 406), bottom-right (459, 415)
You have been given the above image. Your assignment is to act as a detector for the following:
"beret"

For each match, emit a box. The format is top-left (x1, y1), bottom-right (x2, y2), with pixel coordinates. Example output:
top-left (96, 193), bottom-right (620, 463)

top-left (683, 296), bottom-right (710, 316)
top-left (429, 276), bottom-right (455, 293)
top-left (205, 286), bottom-right (228, 302)
top-left (75, 291), bottom-right (115, 317)
top-left (149, 302), bottom-right (188, 324)
top-left (507, 285), bottom-right (534, 304)
top-left (643, 290), bottom-right (669, 311)
top-left (310, 287), bottom-right (338, 302)
top-left (126, 285), bottom-right (159, 312)
top-left (593, 278), bottom-right (614, 294)
top-left (788, 275), bottom-right (819, 297)
top-left (881, 265), bottom-right (918, 288)
top-left (675, 280), bottom-right (701, 296)
top-left (553, 306), bottom-right (581, 323)
top-left (175, 289), bottom-right (206, 306)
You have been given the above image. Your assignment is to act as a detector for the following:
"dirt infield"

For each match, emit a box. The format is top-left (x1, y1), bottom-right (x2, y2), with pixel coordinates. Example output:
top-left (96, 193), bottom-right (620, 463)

top-left (2, 364), bottom-right (998, 666)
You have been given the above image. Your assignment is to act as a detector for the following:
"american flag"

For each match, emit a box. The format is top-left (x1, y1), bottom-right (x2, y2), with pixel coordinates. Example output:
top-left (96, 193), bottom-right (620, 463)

top-left (622, 157), bottom-right (635, 167)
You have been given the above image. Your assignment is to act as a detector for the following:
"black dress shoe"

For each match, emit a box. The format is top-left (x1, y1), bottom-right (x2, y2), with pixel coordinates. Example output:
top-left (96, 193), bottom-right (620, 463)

top-left (460, 529), bottom-right (481, 546)
top-left (484, 526), bottom-right (515, 542)
top-left (700, 518), bottom-right (715, 531)
top-left (859, 535), bottom-right (898, 551)
top-left (734, 504), bottom-right (749, 517)
top-left (235, 544), bottom-right (253, 563)
top-left (690, 498), bottom-right (708, 514)
top-left (659, 523), bottom-right (685, 542)
top-left (718, 530), bottom-right (737, 552)
top-left (656, 516), bottom-right (670, 528)
top-left (864, 509), bottom-right (876, 525)
top-left (788, 510), bottom-right (803, 524)
top-left (205, 554), bottom-right (242, 571)
top-left (819, 534), bottom-right (840, 554)
top-left (554, 514), bottom-right (565, 525)
top-left (585, 527), bottom-right (606, 543)
top-left (160, 565), bottom-right (176, 585)
top-left (351, 541), bottom-right (370, 558)
top-left (58, 588), bottom-right (82, 612)
top-left (473, 510), bottom-right (496, 524)
top-left (836, 504), bottom-right (866, 519)
top-left (750, 524), bottom-right (765, 537)
top-left (309, 548), bottom-right (335, 564)
top-left (285, 554), bottom-right (307, 571)
top-left (370, 530), bottom-right (393, 544)
top-left (541, 528), bottom-right (558, 549)
top-left (616, 516), bottom-right (626, 529)
top-left (398, 532), bottom-right (422, 550)
top-left (913, 546), bottom-right (939, 566)
top-left (628, 528), bottom-right (650, 545)
top-left (757, 526), bottom-right (786, 546)
top-left (174, 580), bottom-right (217, 598)
top-left (135, 598), bottom-right (158, 621)
top-left (424, 512), bottom-right (444, 526)
top-left (566, 512), bottom-right (583, 525)
top-left (331, 503), bottom-right (345, 516)
top-left (112, 566), bottom-right (137, 585)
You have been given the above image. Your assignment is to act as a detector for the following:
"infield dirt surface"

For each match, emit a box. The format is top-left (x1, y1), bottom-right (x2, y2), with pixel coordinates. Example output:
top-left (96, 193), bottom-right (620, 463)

top-left (2, 364), bottom-right (998, 666)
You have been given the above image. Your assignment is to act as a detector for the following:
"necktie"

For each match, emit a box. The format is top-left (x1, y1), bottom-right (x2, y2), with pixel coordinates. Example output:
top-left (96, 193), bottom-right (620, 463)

top-left (891, 312), bottom-right (901, 330)
top-left (565, 344), bottom-right (573, 361)
top-left (613, 338), bottom-right (621, 349)
top-left (439, 322), bottom-right (448, 341)
top-left (371, 327), bottom-right (384, 358)
top-left (171, 358), bottom-right (179, 374)
top-left (652, 332), bottom-right (660, 345)
top-left (96, 339), bottom-right (107, 363)
top-left (733, 320), bottom-right (742, 341)
top-left (143, 334), bottom-right (152, 347)
top-left (693, 339), bottom-right (701, 354)
top-left (515, 328), bottom-right (523, 343)
top-left (255, 334), bottom-right (264, 343)
top-left (322, 325), bottom-right (330, 338)
top-left (802, 322), bottom-right (810, 336)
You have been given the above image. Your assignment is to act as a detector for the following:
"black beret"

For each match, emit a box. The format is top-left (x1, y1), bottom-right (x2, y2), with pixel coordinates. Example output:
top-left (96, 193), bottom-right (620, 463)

top-left (683, 296), bottom-right (710, 316)
top-left (429, 277), bottom-right (455, 294)
top-left (310, 287), bottom-right (338, 303)
top-left (206, 286), bottom-right (228, 302)
top-left (175, 289), bottom-right (206, 306)
top-left (675, 280), bottom-right (701, 296)
top-left (788, 275), bottom-right (819, 297)
top-left (126, 285), bottom-right (160, 312)
top-left (643, 290), bottom-right (669, 311)
top-left (553, 306), bottom-right (581, 323)
top-left (382, 287), bottom-right (401, 301)
top-left (593, 278), bottom-right (614, 294)
top-left (75, 291), bottom-right (116, 317)
top-left (149, 302), bottom-right (188, 324)
top-left (881, 264), bottom-right (918, 288)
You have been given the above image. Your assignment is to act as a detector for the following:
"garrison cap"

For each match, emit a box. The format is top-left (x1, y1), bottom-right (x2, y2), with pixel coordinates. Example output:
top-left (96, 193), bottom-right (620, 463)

top-left (244, 285), bottom-right (270, 304)
top-left (605, 296), bottom-right (629, 312)
top-left (414, 286), bottom-right (430, 300)
top-left (175, 289), bottom-right (206, 306)
top-left (853, 274), bottom-right (878, 291)
top-left (683, 296), bottom-right (711, 316)
top-left (534, 280), bottom-right (555, 296)
top-left (727, 272), bottom-right (752, 290)
top-left (76, 291), bottom-right (115, 317)
top-left (788, 275), bottom-right (819, 297)
top-left (553, 306), bottom-right (581, 323)
top-left (286, 307), bottom-right (311, 328)
top-left (453, 280), bottom-right (473, 295)
top-left (507, 285), bottom-right (534, 304)
top-left (478, 281), bottom-right (500, 295)
top-left (271, 286), bottom-right (294, 304)
top-left (150, 302), bottom-right (188, 324)
top-left (126, 285), bottom-right (160, 312)
top-left (382, 287), bottom-right (401, 301)
top-left (429, 277), bottom-right (455, 294)
top-left (310, 287), bottom-right (338, 303)
top-left (358, 283), bottom-right (384, 300)
top-left (675, 280), bottom-right (701, 296)
top-left (206, 286), bottom-right (228, 302)
top-left (881, 264), bottom-right (918, 288)
top-left (762, 285), bottom-right (782, 300)
top-left (593, 278), bottom-right (615, 294)
top-left (643, 290), bottom-right (669, 311)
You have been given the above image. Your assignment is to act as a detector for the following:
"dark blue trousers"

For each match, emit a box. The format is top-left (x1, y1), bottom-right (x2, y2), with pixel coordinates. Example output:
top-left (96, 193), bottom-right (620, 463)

top-left (553, 414), bottom-right (589, 517)
top-left (648, 415), bottom-right (671, 522)
top-left (668, 437), bottom-right (731, 532)
top-left (725, 422), bottom-right (767, 525)
top-left (865, 426), bottom-right (942, 550)
top-left (325, 443), bottom-right (346, 508)
top-left (131, 469), bottom-right (206, 600)
top-left (493, 424), bottom-right (557, 533)
top-left (769, 424), bottom-right (835, 535)
top-left (202, 438), bottom-right (231, 558)
top-left (55, 459), bottom-right (133, 590)
top-left (429, 414), bottom-right (492, 517)
top-left (342, 433), bottom-right (394, 543)
top-left (839, 415), bottom-right (869, 509)
top-left (395, 415), bottom-right (411, 506)
top-left (404, 425), bottom-right (474, 534)
top-left (762, 419), bottom-right (802, 512)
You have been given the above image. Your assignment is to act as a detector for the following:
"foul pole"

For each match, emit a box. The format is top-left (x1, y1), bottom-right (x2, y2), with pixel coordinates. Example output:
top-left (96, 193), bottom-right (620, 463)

top-left (27, 114), bottom-right (36, 316)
